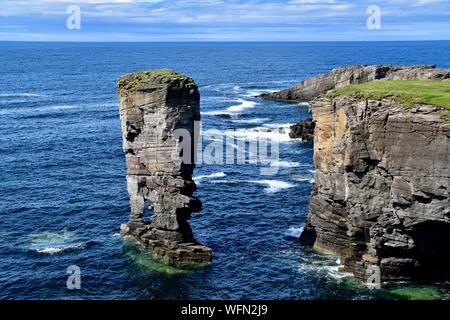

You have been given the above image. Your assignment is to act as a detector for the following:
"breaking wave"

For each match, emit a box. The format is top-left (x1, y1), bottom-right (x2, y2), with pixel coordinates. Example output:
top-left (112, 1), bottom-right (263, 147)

top-left (249, 180), bottom-right (296, 194)
top-left (28, 229), bottom-right (88, 255)
top-left (226, 99), bottom-right (257, 113)
top-left (285, 226), bottom-right (304, 239)
top-left (231, 127), bottom-right (292, 142)
top-left (193, 172), bottom-right (227, 183)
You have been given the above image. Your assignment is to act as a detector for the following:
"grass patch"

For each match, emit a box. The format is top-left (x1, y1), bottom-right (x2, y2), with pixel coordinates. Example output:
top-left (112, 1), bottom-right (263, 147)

top-left (117, 69), bottom-right (195, 93)
top-left (327, 80), bottom-right (450, 120)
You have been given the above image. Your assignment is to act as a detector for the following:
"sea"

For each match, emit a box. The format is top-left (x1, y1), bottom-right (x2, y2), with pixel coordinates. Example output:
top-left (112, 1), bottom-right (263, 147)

top-left (1, 41), bottom-right (449, 300)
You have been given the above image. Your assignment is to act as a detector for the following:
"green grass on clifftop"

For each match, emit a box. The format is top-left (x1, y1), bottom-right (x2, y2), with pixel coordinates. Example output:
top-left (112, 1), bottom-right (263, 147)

top-left (117, 69), bottom-right (195, 93)
top-left (328, 80), bottom-right (450, 121)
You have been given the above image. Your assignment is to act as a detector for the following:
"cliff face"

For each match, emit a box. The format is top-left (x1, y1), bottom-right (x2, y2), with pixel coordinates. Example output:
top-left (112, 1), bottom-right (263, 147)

top-left (261, 64), bottom-right (450, 102)
top-left (301, 96), bottom-right (449, 282)
top-left (262, 64), bottom-right (450, 283)
top-left (117, 70), bottom-right (212, 267)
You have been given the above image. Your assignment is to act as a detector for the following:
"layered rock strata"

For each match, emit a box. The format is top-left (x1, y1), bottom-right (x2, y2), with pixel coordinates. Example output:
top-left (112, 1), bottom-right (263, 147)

top-left (301, 96), bottom-right (449, 283)
top-left (117, 70), bottom-right (212, 267)
top-left (263, 65), bottom-right (450, 283)
top-left (260, 64), bottom-right (450, 102)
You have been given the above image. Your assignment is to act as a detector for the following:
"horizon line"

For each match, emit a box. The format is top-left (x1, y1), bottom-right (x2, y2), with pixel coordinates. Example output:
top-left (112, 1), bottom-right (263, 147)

top-left (1, 39), bottom-right (450, 43)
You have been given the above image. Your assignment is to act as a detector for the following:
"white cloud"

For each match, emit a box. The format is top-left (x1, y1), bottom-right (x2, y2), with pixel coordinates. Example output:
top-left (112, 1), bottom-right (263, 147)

top-left (1, 0), bottom-right (449, 40)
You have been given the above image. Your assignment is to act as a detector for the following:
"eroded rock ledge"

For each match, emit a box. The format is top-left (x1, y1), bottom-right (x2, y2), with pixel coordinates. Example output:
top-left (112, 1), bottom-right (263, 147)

top-left (260, 64), bottom-right (450, 102)
top-left (117, 70), bottom-right (212, 267)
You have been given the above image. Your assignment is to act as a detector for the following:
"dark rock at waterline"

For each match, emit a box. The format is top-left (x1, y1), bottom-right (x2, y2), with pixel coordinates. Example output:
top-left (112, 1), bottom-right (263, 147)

top-left (117, 69), bottom-right (212, 268)
top-left (289, 119), bottom-right (315, 142)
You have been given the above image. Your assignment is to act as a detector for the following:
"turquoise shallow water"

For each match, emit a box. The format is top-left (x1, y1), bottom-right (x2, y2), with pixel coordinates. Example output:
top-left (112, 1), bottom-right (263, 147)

top-left (0, 41), bottom-right (449, 300)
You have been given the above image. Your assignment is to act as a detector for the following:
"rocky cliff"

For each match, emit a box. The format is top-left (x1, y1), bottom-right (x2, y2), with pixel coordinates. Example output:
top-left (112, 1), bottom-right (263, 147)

top-left (117, 70), bottom-right (212, 267)
top-left (265, 65), bottom-right (450, 284)
top-left (260, 64), bottom-right (450, 102)
top-left (301, 96), bottom-right (449, 283)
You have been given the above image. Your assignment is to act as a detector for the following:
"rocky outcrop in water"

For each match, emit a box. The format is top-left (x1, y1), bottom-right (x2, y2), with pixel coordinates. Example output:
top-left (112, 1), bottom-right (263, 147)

top-left (289, 119), bottom-right (315, 142)
top-left (260, 64), bottom-right (450, 102)
top-left (117, 70), bottom-right (212, 267)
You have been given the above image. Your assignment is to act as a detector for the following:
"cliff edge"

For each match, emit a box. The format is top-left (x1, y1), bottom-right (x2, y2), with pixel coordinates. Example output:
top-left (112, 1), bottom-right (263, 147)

top-left (260, 64), bottom-right (450, 102)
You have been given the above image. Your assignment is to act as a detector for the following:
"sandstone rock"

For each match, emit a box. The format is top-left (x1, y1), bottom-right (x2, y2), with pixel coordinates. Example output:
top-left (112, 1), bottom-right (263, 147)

top-left (262, 65), bottom-right (450, 284)
top-left (301, 93), bottom-right (450, 283)
top-left (117, 69), bottom-right (212, 267)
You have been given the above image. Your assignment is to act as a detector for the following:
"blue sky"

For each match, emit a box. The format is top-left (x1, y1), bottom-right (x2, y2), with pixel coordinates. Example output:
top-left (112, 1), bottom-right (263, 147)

top-left (1, 0), bottom-right (449, 41)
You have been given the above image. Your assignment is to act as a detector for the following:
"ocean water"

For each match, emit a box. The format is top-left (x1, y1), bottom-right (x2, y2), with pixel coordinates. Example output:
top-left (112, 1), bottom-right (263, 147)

top-left (1, 41), bottom-right (450, 300)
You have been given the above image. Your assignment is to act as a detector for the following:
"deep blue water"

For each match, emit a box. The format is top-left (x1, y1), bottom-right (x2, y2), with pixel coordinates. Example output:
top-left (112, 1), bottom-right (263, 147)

top-left (1, 42), bottom-right (450, 300)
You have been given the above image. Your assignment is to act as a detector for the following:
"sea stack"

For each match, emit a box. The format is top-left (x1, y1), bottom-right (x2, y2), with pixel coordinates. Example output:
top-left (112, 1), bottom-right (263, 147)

top-left (117, 69), bottom-right (212, 267)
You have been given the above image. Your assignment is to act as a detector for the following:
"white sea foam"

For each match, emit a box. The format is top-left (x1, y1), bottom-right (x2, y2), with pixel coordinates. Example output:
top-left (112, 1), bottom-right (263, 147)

top-left (201, 96), bottom-right (237, 103)
top-left (0, 93), bottom-right (41, 98)
top-left (249, 180), bottom-right (296, 193)
top-left (290, 172), bottom-right (315, 183)
top-left (244, 89), bottom-right (277, 97)
top-left (203, 127), bottom-right (292, 143)
top-left (209, 179), bottom-right (235, 184)
top-left (0, 104), bottom-right (80, 116)
top-left (202, 98), bottom-right (258, 116)
top-left (322, 266), bottom-right (353, 280)
top-left (34, 243), bottom-right (87, 255)
top-left (271, 160), bottom-right (301, 168)
top-left (231, 118), bottom-right (270, 125)
top-left (29, 229), bottom-right (86, 255)
top-left (297, 250), bottom-right (354, 282)
top-left (48, 105), bottom-right (78, 110)
top-left (226, 99), bottom-right (257, 112)
top-left (231, 127), bottom-right (292, 142)
top-left (202, 110), bottom-right (229, 116)
top-left (200, 80), bottom-right (297, 91)
top-left (285, 226), bottom-right (304, 239)
top-left (263, 123), bottom-right (293, 129)
top-left (96, 102), bottom-right (118, 108)
top-left (293, 178), bottom-right (315, 184)
top-left (35, 247), bottom-right (65, 254)
top-left (193, 172), bottom-right (227, 183)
